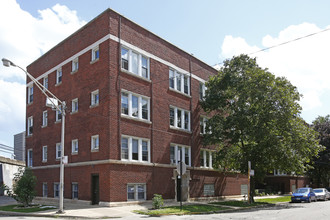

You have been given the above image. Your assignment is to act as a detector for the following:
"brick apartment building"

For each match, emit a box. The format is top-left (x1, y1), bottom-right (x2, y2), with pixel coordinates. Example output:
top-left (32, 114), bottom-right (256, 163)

top-left (26, 9), bottom-right (247, 205)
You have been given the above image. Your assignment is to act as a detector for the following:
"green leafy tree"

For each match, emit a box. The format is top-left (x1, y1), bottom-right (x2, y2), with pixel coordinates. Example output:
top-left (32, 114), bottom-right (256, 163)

top-left (308, 115), bottom-right (330, 187)
top-left (2, 167), bottom-right (37, 207)
top-left (201, 54), bottom-right (322, 202)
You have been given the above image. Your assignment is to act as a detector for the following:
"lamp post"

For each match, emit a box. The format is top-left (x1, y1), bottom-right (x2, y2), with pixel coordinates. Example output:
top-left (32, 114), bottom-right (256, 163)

top-left (2, 58), bottom-right (66, 213)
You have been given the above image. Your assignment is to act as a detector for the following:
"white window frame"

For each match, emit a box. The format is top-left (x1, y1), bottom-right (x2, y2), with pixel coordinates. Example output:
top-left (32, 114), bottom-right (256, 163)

top-left (56, 109), bottom-right (62, 122)
top-left (200, 117), bottom-right (209, 134)
top-left (169, 69), bottom-right (190, 95)
top-left (42, 110), bottom-right (48, 127)
top-left (28, 85), bottom-right (33, 104)
top-left (43, 76), bottom-right (48, 90)
top-left (121, 47), bottom-right (150, 80)
top-left (27, 149), bottom-right (33, 167)
top-left (200, 149), bottom-right (213, 168)
top-left (199, 82), bottom-right (207, 100)
top-left (72, 183), bottom-right (78, 199)
top-left (127, 184), bottom-right (146, 201)
top-left (91, 46), bottom-right (99, 62)
top-left (71, 98), bottom-right (78, 113)
top-left (56, 143), bottom-right (61, 160)
top-left (56, 68), bottom-right (62, 84)
top-left (72, 139), bottom-right (78, 154)
top-left (121, 135), bottom-right (150, 163)
top-left (27, 116), bottom-right (33, 136)
top-left (91, 89), bottom-right (99, 107)
top-left (121, 90), bottom-right (150, 121)
top-left (42, 183), bottom-right (48, 197)
top-left (170, 144), bottom-right (191, 166)
top-left (42, 145), bottom-right (47, 162)
top-left (169, 106), bottom-right (191, 131)
top-left (54, 182), bottom-right (60, 198)
top-left (91, 135), bottom-right (99, 151)
top-left (72, 58), bottom-right (79, 72)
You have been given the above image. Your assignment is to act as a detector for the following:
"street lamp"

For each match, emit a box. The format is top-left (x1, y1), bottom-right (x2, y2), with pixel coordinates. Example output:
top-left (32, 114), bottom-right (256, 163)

top-left (2, 58), bottom-right (66, 213)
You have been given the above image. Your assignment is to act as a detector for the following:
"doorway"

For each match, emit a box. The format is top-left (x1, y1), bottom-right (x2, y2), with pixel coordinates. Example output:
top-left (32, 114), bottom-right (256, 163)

top-left (91, 174), bottom-right (99, 205)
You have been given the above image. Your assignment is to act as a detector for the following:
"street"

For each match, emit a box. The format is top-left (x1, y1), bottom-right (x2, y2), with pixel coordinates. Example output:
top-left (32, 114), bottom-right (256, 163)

top-left (0, 200), bottom-right (329, 220)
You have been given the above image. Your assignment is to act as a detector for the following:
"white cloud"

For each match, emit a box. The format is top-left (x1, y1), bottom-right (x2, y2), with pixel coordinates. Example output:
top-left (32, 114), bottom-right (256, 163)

top-left (0, 0), bottom-right (86, 147)
top-left (220, 22), bottom-right (330, 123)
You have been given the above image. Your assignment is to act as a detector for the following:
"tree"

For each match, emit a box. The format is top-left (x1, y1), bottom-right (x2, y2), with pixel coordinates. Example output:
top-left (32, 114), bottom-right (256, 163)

top-left (308, 115), bottom-right (330, 187)
top-left (201, 54), bottom-right (322, 202)
top-left (2, 167), bottom-right (37, 207)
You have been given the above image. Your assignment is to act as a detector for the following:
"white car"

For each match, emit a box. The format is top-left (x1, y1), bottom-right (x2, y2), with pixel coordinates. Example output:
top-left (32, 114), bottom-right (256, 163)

top-left (313, 188), bottom-right (330, 201)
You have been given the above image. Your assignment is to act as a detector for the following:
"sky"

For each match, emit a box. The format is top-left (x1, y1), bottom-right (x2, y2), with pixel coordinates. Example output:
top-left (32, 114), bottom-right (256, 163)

top-left (1, 0), bottom-right (330, 154)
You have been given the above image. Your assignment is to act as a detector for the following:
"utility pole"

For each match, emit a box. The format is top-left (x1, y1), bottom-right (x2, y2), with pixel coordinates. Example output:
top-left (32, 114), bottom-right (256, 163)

top-left (248, 161), bottom-right (251, 204)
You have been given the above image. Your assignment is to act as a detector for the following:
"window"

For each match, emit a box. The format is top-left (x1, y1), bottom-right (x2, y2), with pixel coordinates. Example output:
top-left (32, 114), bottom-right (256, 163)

top-left (127, 184), bottom-right (146, 201)
top-left (199, 82), bottom-right (207, 100)
top-left (27, 116), bottom-right (33, 136)
top-left (170, 144), bottom-right (191, 166)
top-left (56, 143), bottom-right (61, 159)
top-left (27, 149), bottom-right (33, 167)
top-left (72, 183), bottom-right (78, 199)
top-left (42, 110), bottom-right (48, 127)
top-left (200, 149), bottom-right (213, 168)
top-left (204, 184), bottom-right (215, 196)
top-left (42, 146), bottom-right (47, 162)
top-left (121, 136), bottom-right (150, 162)
top-left (43, 76), bottom-right (48, 90)
top-left (72, 58), bottom-right (79, 72)
top-left (200, 117), bottom-right (209, 134)
top-left (91, 90), bottom-right (99, 106)
top-left (121, 91), bottom-right (150, 121)
top-left (121, 47), bottom-right (149, 79)
top-left (28, 85), bottom-right (33, 104)
top-left (72, 139), bottom-right (78, 154)
top-left (91, 135), bottom-right (99, 151)
top-left (169, 106), bottom-right (190, 131)
top-left (54, 183), bottom-right (59, 198)
top-left (72, 98), bottom-right (78, 113)
top-left (169, 69), bottom-right (190, 95)
top-left (56, 109), bottom-right (62, 122)
top-left (56, 68), bottom-right (62, 84)
top-left (42, 183), bottom-right (48, 197)
top-left (91, 46), bottom-right (99, 61)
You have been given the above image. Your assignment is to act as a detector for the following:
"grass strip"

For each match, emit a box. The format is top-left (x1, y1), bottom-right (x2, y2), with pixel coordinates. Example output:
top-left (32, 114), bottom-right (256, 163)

top-left (255, 196), bottom-right (291, 203)
top-left (210, 200), bottom-right (267, 207)
top-left (0, 204), bottom-right (56, 213)
top-left (135, 204), bottom-right (231, 216)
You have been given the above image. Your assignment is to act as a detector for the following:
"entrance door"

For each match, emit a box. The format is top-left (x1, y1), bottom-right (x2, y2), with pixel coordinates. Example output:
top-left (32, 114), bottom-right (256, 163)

top-left (91, 174), bottom-right (99, 205)
top-left (176, 176), bottom-right (181, 202)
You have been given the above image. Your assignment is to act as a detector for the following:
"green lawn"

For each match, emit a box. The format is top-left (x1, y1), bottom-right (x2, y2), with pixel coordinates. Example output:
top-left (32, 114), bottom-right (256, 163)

top-left (210, 200), bottom-right (267, 207)
top-left (255, 196), bottom-right (291, 203)
top-left (135, 204), bottom-right (231, 216)
top-left (0, 204), bottom-right (56, 213)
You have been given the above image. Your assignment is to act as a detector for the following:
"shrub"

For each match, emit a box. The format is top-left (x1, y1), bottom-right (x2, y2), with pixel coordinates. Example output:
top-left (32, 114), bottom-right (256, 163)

top-left (152, 194), bottom-right (164, 209)
top-left (1, 167), bottom-right (37, 207)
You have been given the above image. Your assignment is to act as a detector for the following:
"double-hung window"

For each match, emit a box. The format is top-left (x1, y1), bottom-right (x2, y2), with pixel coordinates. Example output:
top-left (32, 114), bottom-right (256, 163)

top-left (56, 143), bottom-right (61, 160)
top-left (72, 183), bottom-right (78, 199)
top-left (121, 47), bottom-right (149, 80)
top-left (169, 106), bottom-right (190, 131)
top-left (42, 183), bottom-right (48, 197)
top-left (27, 116), bottom-right (33, 136)
top-left (42, 110), bottom-right (48, 127)
top-left (127, 184), bottom-right (146, 201)
top-left (72, 58), bottom-right (79, 72)
top-left (121, 91), bottom-right (150, 121)
top-left (91, 135), bottom-right (99, 151)
top-left (54, 183), bottom-right (59, 198)
top-left (199, 82), bottom-right (206, 100)
top-left (56, 109), bottom-right (62, 122)
top-left (169, 69), bottom-right (190, 95)
top-left (56, 68), bottom-right (62, 84)
top-left (42, 146), bottom-right (47, 162)
top-left (170, 144), bottom-right (191, 166)
top-left (72, 98), bottom-right (78, 113)
top-left (91, 46), bottom-right (99, 62)
top-left (200, 117), bottom-right (209, 134)
top-left (27, 149), bottom-right (33, 167)
top-left (43, 76), bottom-right (48, 90)
top-left (121, 136), bottom-right (150, 162)
top-left (28, 85), bottom-right (33, 104)
top-left (72, 139), bottom-right (78, 154)
top-left (91, 90), bottom-right (99, 106)
top-left (200, 149), bottom-right (214, 168)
